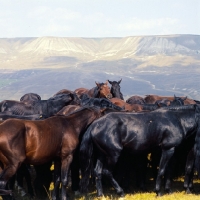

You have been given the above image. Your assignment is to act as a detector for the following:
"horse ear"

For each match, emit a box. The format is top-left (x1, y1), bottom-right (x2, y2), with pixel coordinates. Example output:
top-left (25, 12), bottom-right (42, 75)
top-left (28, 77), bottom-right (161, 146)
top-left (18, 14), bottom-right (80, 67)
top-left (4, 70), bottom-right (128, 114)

top-left (37, 94), bottom-right (41, 100)
top-left (118, 79), bottom-right (122, 84)
top-left (107, 80), bottom-right (112, 84)
top-left (95, 81), bottom-right (100, 87)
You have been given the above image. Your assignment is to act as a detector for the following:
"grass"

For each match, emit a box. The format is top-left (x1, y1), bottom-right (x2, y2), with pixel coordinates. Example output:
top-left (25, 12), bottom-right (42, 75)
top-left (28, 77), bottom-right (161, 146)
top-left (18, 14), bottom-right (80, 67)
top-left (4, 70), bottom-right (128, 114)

top-left (1, 176), bottom-right (200, 199)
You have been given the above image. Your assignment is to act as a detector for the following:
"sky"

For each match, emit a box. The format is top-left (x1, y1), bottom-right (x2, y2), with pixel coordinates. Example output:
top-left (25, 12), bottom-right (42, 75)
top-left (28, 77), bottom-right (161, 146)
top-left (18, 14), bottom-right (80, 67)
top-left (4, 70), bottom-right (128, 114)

top-left (0, 0), bottom-right (200, 38)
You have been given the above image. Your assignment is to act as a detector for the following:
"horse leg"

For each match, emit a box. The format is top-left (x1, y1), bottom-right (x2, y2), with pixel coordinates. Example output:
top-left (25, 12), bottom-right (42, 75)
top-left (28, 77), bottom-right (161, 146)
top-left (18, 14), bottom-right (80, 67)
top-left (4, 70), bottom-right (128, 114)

top-left (16, 163), bottom-right (34, 198)
top-left (94, 159), bottom-right (104, 197)
top-left (135, 153), bottom-right (148, 191)
top-left (184, 148), bottom-right (195, 194)
top-left (70, 149), bottom-right (80, 194)
top-left (52, 159), bottom-right (61, 200)
top-left (103, 168), bottom-right (124, 196)
top-left (61, 154), bottom-right (73, 200)
top-left (0, 164), bottom-right (21, 200)
top-left (163, 155), bottom-right (174, 194)
top-left (155, 147), bottom-right (175, 196)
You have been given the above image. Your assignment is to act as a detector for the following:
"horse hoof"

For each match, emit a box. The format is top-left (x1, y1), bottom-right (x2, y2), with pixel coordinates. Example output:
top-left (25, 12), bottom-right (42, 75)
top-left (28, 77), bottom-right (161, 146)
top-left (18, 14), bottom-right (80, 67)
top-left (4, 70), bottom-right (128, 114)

top-left (156, 192), bottom-right (162, 197)
top-left (97, 195), bottom-right (106, 200)
top-left (165, 188), bottom-right (172, 194)
top-left (185, 188), bottom-right (193, 194)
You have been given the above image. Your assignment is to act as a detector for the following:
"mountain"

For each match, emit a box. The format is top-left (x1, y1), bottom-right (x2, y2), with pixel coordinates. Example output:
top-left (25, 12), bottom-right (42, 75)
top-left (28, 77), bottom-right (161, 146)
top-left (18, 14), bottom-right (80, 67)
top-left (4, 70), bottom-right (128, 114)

top-left (0, 34), bottom-right (200, 101)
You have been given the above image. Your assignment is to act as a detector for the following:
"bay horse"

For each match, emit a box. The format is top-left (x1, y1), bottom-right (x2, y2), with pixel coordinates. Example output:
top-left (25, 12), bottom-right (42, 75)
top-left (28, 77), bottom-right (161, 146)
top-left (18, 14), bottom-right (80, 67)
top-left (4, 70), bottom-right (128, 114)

top-left (144, 94), bottom-right (195, 105)
top-left (108, 79), bottom-right (124, 100)
top-left (79, 105), bottom-right (200, 197)
top-left (0, 106), bottom-right (106, 200)
top-left (57, 105), bottom-right (81, 116)
top-left (74, 81), bottom-right (112, 99)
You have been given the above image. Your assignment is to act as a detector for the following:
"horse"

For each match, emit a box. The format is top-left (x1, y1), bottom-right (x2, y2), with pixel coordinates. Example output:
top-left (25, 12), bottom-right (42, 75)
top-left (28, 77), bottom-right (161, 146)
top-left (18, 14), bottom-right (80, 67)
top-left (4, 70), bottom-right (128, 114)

top-left (80, 94), bottom-right (123, 111)
top-left (53, 89), bottom-right (74, 97)
top-left (126, 95), bottom-right (145, 105)
top-left (0, 93), bottom-right (80, 117)
top-left (0, 113), bottom-right (46, 121)
top-left (144, 94), bottom-right (195, 105)
top-left (57, 105), bottom-right (81, 116)
top-left (108, 79), bottom-right (124, 100)
top-left (0, 106), bottom-right (107, 200)
top-left (79, 105), bottom-right (200, 197)
top-left (109, 97), bottom-right (167, 112)
top-left (74, 81), bottom-right (112, 99)
top-left (20, 93), bottom-right (41, 105)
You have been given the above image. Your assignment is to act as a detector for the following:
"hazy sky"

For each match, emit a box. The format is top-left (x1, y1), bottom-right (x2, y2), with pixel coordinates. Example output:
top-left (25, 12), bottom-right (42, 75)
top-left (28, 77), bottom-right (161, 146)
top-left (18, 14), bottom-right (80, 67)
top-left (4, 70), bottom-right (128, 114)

top-left (0, 0), bottom-right (199, 38)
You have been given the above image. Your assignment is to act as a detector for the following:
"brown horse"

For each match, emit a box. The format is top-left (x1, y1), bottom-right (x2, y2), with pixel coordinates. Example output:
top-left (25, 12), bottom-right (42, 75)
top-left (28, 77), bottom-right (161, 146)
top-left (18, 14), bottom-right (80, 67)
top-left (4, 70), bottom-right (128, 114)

top-left (110, 98), bottom-right (168, 112)
top-left (74, 81), bottom-right (112, 99)
top-left (144, 95), bottom-right (195, 105)
top-left (0, 106), bottom-right (104, 200)
top-left (57, 105), bottom-right (81, 115)
top-left (126, 95), bottom-right (145, 105)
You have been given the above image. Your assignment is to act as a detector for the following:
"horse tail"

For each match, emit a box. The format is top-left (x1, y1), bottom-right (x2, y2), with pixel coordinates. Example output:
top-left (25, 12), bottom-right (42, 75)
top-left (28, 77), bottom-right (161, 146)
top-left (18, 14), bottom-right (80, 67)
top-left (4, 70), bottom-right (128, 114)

top-left (79, 125), bottom-right (94, 193)
top-left (195, 128), bottom-right (200, 177)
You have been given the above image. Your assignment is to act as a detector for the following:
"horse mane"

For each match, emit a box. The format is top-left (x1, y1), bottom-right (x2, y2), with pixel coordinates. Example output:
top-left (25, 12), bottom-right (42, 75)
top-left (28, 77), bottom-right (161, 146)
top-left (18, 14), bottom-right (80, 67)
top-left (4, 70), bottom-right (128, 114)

top-left (162, 104), bottom-right (196, 111)
top-left (64, 106), bottom-right (100, 117)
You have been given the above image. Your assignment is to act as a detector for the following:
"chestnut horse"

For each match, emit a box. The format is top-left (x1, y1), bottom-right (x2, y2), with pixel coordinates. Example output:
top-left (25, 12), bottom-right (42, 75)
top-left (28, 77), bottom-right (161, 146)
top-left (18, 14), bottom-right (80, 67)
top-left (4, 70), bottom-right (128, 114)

top-left (110, 98), bottom-right (165, 112)
top-left (0, 106), bottom-right (104, 200)
top-left (144, 94), bottom-right (195, 105)
top-left (74, 81), bottom-right (112, 99)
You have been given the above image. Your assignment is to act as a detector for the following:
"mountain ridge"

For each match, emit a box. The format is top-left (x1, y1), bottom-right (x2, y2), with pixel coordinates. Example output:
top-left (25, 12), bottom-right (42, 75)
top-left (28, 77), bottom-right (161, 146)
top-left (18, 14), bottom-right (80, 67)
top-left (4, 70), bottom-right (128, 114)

top-left (0, 34), bottom-right (199, 69)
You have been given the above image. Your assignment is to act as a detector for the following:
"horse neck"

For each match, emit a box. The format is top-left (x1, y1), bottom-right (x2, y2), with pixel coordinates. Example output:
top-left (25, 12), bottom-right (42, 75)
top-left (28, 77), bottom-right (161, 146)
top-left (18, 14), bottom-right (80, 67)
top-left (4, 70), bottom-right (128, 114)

top-left (68, 108), bottom-right (100, 134)
top-left (88, 87), bottom-right (99, 98)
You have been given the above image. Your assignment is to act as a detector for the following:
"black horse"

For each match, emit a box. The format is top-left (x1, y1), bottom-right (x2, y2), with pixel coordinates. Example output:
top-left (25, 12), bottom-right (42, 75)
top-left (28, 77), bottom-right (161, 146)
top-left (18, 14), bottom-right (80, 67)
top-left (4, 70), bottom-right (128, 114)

top-left (108, 79), bottom-right (124, 100)
top-left (20, 93), bottom-right (41, 105)
top-left (80, 94), bottom-right (123, 111)
top-left (79, 105), bottom-right (200, 197)
top-left (0, 93), bottom-right (80, 117)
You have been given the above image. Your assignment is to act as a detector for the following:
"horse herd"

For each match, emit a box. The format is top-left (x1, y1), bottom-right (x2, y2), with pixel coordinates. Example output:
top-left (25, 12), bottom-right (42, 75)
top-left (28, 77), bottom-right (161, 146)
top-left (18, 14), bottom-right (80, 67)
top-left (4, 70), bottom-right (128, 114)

top-left (0, 79), bottom-right (200, 200)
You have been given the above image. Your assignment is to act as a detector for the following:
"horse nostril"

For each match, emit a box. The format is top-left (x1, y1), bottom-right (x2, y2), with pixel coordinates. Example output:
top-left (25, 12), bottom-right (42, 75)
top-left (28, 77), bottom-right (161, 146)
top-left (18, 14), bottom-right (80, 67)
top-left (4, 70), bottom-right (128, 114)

top-left (107, 94), bottom-right (112, 99)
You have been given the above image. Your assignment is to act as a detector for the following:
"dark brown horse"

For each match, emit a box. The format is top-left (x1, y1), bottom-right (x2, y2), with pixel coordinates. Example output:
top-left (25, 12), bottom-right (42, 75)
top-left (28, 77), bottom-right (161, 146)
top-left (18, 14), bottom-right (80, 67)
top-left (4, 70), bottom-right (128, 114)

top-left (20, 93), bottom-right (41, 105)
top-left (126, 95), bottom-right (145, 105)
top-left (74, 81), bottom-right (112, 99)
top-left (108, 79), bottom-right (124, 100)
top-left (53, 89), bottom-right (74, 97)
top-left (0, 106), bottom-right (104, 200)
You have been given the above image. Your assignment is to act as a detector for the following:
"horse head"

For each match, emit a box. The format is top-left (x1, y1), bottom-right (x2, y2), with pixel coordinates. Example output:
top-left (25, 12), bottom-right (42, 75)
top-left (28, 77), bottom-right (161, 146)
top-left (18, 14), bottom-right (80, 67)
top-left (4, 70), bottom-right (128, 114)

top-left (108, 79), bottom-right (124, 100)
top-left (171, 94), bottom-right (186, 106)
top-left (95, 81), bottom-right (112, 99)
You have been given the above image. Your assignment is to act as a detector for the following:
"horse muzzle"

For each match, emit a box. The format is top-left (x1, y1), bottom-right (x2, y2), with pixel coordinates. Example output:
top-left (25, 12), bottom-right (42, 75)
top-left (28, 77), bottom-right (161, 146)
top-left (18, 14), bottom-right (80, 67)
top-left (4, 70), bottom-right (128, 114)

top-left (106, 94), bottom-right (113, 99)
